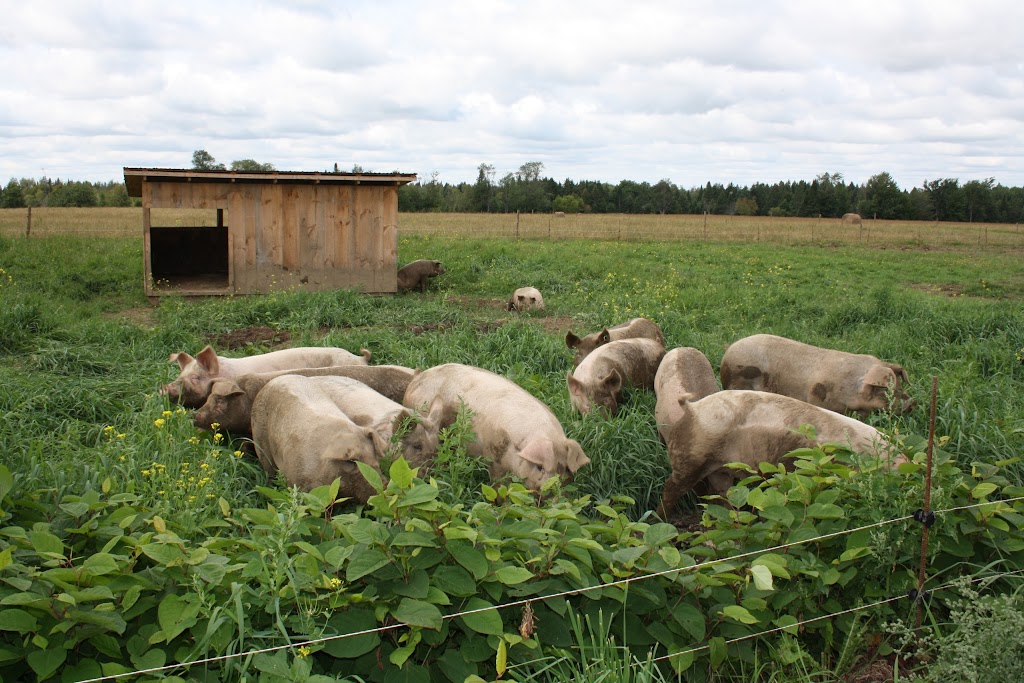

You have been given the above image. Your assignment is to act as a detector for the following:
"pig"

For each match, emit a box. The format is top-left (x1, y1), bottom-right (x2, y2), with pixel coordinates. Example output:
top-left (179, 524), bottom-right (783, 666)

top-left (161, 345), bottom-right (371, 409)
top-left (397, 259), bottom-right (446, 293)
top-left (565, 318), bottom-right (665, 367)
top-left (192, 364), bottom-right (418, 436)
top-left (403, 363), bottom-right (590, 490)
top-left (506, 287), bottom-right (545, 312)
top-left (566, 338), bottom-right (665, 416)
top-left (719, 334), bottom-right (916, 416)
top-left (250, 375), bottom-right (386, 502)
top-left (658, 390), bottom-right (894, 519)
top-left (654, 347), bottom-right (719, 443)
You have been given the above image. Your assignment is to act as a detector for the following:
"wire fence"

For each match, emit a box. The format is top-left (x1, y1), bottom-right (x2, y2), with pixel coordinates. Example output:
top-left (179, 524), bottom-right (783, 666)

top-left (2, 207), bottom-right (1022, 248)
top-left (74, 492), bottom-right (1024, 683)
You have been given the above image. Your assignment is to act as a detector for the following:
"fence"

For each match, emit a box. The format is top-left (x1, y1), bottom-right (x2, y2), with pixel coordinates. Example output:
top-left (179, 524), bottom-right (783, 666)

top-left (73, 379), bottom-right (1024, 683)
top-left (2, 208), bottom-right (1022, 248)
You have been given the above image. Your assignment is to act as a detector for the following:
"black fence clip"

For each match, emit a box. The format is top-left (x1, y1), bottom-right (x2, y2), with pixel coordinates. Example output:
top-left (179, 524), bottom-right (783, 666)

top-left (913, 509), bottom-right (936, 528)
top-left (908, 588), bottom-right (930, 603)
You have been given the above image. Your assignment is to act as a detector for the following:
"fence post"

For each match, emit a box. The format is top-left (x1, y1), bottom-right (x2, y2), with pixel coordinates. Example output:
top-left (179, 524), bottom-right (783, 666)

top-left (914, 376), bottom-right (938, 633)
top-left (515, 211), bottom-right (520, 240)
top-left (26, 207), bottom-right (32, 237)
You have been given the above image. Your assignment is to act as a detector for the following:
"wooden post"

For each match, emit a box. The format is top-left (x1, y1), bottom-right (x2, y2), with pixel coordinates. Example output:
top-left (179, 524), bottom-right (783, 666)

top-left (703, 211), bottom-right (708, 240)
top-left (515, 211), bottom-right (520, 240)
top-left (26, 207), bottom-right (31, 237)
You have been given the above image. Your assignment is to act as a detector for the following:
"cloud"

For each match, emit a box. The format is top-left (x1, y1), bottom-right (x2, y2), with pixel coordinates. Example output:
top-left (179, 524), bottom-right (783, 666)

top-left (0, 0), bottom-right (1022, 189)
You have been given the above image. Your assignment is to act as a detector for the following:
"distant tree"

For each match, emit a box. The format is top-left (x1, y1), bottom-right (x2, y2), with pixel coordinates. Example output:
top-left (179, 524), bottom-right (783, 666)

top-left (472, 163), bottom-right (496, 212)
top-left (735, 197), bottom-right (759, 216)
top-left (552, 195), bottom-right (584, 213)
top-left (861, 172), bottom-right (908, 219)
top-left (47, 181), bottom-right (98, 207)
top-left (192, 150), bottom-right (226, 170)
top-left (924, 178), bottom-right (965, 221)
top-left (229, 159), bottom-right (276, 172)
top-left (1, 179), bottom-right (25, 208)
top-left (351, 164), bottom-right (365, 174)
top-left (963, 177), bottom-right (995, 222)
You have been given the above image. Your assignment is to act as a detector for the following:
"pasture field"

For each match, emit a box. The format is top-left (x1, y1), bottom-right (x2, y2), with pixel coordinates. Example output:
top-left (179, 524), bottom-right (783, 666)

top-left (1, 206), bottom-right (1022, 249)
top-left (1, 229), bottom-right (1023, 681)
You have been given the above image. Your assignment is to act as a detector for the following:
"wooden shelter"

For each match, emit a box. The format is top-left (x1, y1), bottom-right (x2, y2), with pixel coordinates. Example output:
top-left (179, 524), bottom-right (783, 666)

top-left (124, 167), bottom-right (417, 297)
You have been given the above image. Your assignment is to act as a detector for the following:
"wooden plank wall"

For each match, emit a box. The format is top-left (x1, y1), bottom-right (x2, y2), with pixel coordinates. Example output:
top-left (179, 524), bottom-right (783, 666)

top-left (143, 180), bottom-right (398, 294)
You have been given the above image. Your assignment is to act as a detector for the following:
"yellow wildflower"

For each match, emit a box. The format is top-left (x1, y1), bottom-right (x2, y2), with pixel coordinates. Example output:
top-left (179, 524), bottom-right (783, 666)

top-left (188, 437), bottom-right (200, 445)
top-left (162, 410), bottom-right (173, 418)
top-left (297, 646), bottom-right (311, 658)
top-left (213, 433), bottom-right (224, 443)
top-left (234, 450), bottom-right (243, 459)
top-left (117, 433), bottom-right (126, 439)
top-left (154, 419), bottom-right (166, 428)
top-left (329, 577), bottom-right (341, 589)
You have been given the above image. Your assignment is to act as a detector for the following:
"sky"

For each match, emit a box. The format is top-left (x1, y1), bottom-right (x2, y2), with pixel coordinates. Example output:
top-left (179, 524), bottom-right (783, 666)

top-left (2, 1), bottom-right (1023, 190)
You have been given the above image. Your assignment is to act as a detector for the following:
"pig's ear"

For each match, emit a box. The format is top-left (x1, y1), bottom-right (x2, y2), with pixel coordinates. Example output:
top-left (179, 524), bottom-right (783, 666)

top-left (364, 428), bottom-right (390, 458)
top-left (565, 332), bottom-right (581, 349)
top-left (507, 300), bottom-right (516, 312)
top-left (602, 369), bottom-right (623, 392)
top-left (884, 362), bottom-right (909, 383)
top-left (196, 346), bottom-right (220, 374)
top-left (564, 440), bottom-right (590, 472)
top-left (566, 371), bottom-right (583, 396)
top-left (599, 329), bottom-right (611, 344)
top-left (211, 380), bottom-right (244, 398)
top-left (863, 365), bottom-right (893, 388)
top-left (169, 352), bottom-right (194, 369)
top-left (426, 397), bottom-right (447, 426)
top-left (519, 438), bottom-right (556, 471)
top-left (360, 348), bottom-right (373, 363)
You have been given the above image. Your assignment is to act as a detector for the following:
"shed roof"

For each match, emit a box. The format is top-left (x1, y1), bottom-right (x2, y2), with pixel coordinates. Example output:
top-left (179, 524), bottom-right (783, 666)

top-left (123, 167), bottom-right (418, 197)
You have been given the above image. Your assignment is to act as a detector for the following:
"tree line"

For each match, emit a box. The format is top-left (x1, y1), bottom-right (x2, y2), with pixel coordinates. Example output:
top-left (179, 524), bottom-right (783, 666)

top-left (3, 153), bottom-right (1023, 224)
top-left (399, 164), bottom-right (1024, 224)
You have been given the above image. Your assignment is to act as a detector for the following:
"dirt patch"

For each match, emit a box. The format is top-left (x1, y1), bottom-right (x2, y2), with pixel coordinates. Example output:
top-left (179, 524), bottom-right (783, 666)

top-left (407, 321), bottom-right (504, 336)
top-left (446, 294), bottom-right (508, 311)
top-left (212, 326), bottom-right (291, 350)
top-left (107, 306), bottom-right (158, 327)
top-left (908, 283), bottom-right (964, 298)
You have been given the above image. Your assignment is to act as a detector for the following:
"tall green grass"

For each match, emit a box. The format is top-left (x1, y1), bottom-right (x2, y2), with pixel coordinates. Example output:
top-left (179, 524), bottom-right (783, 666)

top-left (2, 233), bottom-right (1023, 515)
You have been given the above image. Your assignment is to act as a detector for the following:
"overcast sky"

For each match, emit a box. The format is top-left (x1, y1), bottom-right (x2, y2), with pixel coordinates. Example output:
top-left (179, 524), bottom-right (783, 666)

top-left (2, 1), bottom-right (1022, 190)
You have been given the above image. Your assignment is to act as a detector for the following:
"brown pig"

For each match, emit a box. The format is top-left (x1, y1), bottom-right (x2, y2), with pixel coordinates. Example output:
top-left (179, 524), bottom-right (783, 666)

top-left (566, 338), bottom-right (665, 416)
top-left (565, 317), bottom-right (665, 367)
top-left (161, 345), bottom-right (370, 408)
top-left (250, 375), bottom-right (386, 502)
top-left (658, 390), bottom-right (894, 519)
top-left (506, 287), bottom-right (545, 312)
top-left (654, 347), bottom-right (719, 442)
top-left (720, 334), bottom-right (915, 416)
top-left (397, 259), bottom-right (446, 293)
top-left (403, 363), bottom-right (590, 489)
top-left (192, 364), bottom-right (418, 435)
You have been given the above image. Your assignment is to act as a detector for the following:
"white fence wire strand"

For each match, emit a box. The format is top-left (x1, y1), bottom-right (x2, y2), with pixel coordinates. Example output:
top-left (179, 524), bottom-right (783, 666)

top-left (73, 495), bottom-right (1024, 683)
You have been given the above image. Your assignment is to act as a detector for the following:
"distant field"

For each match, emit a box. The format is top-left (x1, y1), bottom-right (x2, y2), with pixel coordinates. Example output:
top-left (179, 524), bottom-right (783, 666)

top-left (1, 207), bottom-right (1020, 247)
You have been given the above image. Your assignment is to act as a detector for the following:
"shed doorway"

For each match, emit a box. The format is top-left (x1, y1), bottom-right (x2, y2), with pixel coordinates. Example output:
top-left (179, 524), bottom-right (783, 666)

top-left (148, 208), bottom-right (231, 294)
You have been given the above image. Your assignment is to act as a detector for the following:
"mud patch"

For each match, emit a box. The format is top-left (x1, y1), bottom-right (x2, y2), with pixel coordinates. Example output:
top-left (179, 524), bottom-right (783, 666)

top-left (212, 326), bottom-right (291, 350)
top-left (908, 283), bottom-right (964, 298)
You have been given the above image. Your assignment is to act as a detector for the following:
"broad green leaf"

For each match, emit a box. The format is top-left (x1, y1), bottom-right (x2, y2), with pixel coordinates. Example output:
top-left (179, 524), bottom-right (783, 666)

top-left (0, 608), bottom-right (38, 633)
top-left (139, 543), bottom-right (185, 566)
top-left (391, 598), bottom-right (443, 630)
top-left (750, 565), bottom-right (773, 591)
top-left (0, 547), bottom-right (11, 571)
top-left (972, 482), bottom-right (998, 498)
top-left (449, 543), bottom-right (488, 580)
top-left (396, 484), bottom-right (439, 507)
top-left (806, 503), bottom-right (844, 519)
top-left (459, 598), bottom-right (503, 635)
top-left (670, 602), bottom-right (706, 641)
top-left (667, 647), bottom-right (695, 674)
top-left (494, 566), bottom-right (533, 585)
top-left (431, 565), bottom-right (477, 597)
top-left (643, 522), bottom-right (679, 547)
top-left (28, 647), bottom-right (66, 680)
top-left (722, 605), bottom-right (758, 625)
top-left (496, 639), bottom-right (507, 677)
top-left (59, 501), bottom-right (90, 517)
top-left (324, 608), bottom-right (380, 658)
top-left (83, 553), bottom-right (119, 576)
top-left (709, 636), bottom-right (727, 669)
top-left (346, 548), bottom-right (390, 582)
top-left (29, 530), bottom-right (63, 557)
top-left (157, 594), bottom-right (200, 642)
top-left (356, 462), bottom-right (383, 492)
top-left (839, 546), bottom-right (874, 562)
top-left (760, 505), bottom-right (795, 525)
top-left (752, 554), bottom-right (791, 579)
top-left (388, 458), bottom-right (416, 489)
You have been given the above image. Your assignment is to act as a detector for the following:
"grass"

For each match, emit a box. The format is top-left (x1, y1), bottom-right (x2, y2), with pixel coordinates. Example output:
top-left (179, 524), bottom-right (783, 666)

top-left (1, 228), bottom-right (1023, 680)
top-left (2, 207), bottom-right (1023, 249)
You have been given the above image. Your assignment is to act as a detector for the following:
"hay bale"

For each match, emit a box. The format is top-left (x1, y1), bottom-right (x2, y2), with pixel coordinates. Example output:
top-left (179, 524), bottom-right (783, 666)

top-left (841, 213), bottom-right (863, 226)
